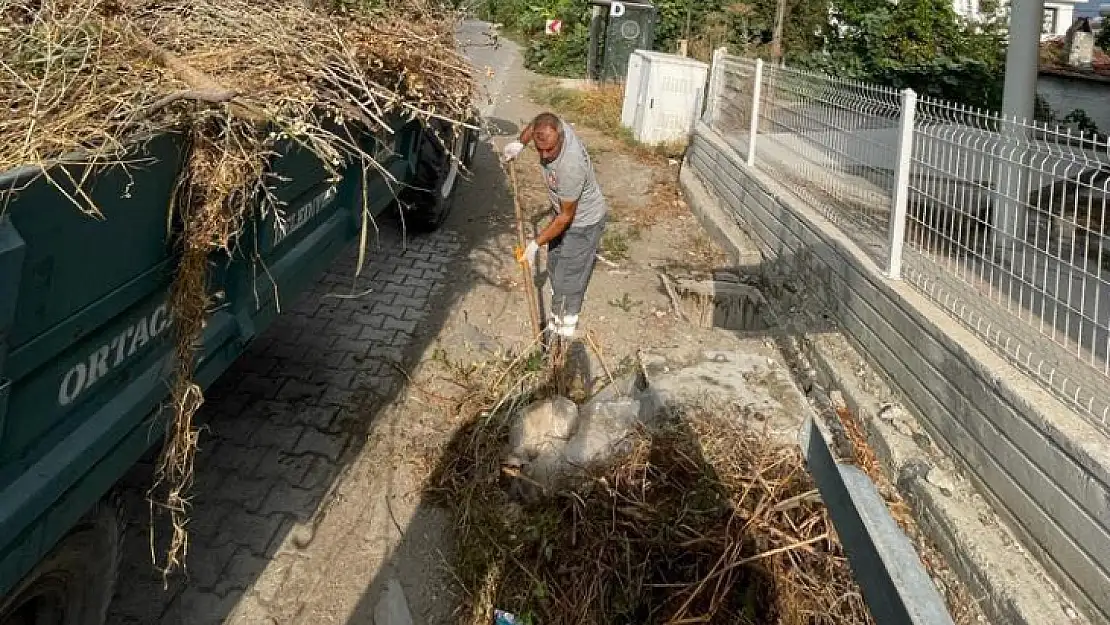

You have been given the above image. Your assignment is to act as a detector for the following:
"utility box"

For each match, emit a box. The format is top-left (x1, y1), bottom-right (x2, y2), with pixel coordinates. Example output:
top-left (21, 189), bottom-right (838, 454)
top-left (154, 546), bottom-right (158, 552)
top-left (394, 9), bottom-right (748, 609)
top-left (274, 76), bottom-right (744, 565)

top-left (587, 0), bottom-right (656, 82)
top-left (620, 50), bottom-right (709, 145)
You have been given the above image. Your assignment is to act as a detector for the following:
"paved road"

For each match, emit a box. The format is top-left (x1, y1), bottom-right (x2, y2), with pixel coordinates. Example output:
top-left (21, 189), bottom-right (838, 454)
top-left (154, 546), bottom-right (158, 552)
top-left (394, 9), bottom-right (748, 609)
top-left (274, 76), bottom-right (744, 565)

top-left (106, 20), bottom-right (512, 625)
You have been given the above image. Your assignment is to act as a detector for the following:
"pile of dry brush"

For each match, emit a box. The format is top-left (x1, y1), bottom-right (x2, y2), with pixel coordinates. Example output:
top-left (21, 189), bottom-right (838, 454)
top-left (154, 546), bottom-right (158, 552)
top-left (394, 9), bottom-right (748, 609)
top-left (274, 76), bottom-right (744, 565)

top-left (2, 0), bottom-right (475, 578)
top-left (428, 354), bottom-right (875, 625)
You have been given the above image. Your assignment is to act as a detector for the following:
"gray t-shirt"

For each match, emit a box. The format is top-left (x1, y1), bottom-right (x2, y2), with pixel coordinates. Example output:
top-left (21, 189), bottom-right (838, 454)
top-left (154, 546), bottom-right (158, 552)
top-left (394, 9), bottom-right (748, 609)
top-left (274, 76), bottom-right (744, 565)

top-left (541, 121), bottom-right (607, 228)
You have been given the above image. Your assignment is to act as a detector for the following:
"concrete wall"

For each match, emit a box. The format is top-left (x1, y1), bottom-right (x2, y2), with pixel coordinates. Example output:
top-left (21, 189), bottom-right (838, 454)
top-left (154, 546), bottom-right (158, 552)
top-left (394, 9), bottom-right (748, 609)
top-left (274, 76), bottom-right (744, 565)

top-left (683, 122), bottom-right (1110, 625)
top-left (1038, 72), bottom-right (1110, 133)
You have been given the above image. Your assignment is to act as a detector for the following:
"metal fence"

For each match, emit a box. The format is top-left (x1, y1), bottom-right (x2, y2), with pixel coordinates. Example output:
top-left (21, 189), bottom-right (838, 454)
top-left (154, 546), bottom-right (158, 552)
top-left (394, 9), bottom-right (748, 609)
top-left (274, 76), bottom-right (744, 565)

top-left (704, 52), bottom-right (1110, 429)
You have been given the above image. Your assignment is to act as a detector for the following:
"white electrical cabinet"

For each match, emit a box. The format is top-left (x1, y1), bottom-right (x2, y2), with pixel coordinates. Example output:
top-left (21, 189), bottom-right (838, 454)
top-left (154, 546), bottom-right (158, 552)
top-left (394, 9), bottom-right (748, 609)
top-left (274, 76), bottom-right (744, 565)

top-left (620, 50), bottom-right (709, 145)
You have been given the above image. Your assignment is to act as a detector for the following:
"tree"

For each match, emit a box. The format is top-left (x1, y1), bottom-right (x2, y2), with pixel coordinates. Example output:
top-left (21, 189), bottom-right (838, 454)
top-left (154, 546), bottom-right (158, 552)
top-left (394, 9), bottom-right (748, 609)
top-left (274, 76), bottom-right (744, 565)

top-left (651, 0), bottom-right (726, 53)
top-left (476, 0), bottom-right (594, 77)
top-left (799, 0), bottom-right (1007, 109)
top-left (1097, 21), bottom-right (1110, 52)
top-left (650, 0), bottom-right (829, 60)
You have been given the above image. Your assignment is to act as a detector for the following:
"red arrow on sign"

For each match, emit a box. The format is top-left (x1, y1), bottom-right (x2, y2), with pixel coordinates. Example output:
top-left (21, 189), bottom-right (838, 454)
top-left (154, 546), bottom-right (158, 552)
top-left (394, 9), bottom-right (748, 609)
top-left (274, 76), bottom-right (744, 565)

top-left (545, 19), bottom-right (562, 35)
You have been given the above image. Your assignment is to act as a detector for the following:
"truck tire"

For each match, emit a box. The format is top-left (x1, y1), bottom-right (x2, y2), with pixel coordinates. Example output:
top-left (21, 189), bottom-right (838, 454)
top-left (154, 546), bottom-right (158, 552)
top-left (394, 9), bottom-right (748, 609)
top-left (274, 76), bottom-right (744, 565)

top-left (403, 122), bottom-right (476, 232)
top-left (0, 500), bottom-right (122, 625)
top-left (462, 116), bottom-right (480, 169)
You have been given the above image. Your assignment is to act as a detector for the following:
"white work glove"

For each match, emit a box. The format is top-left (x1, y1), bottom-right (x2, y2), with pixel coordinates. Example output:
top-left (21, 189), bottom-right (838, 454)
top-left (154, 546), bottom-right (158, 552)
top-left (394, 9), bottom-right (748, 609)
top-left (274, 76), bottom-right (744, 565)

top-left (502, 140), bottom-right (525, 162)
top-left (517, 240), bottom-right (540, 267)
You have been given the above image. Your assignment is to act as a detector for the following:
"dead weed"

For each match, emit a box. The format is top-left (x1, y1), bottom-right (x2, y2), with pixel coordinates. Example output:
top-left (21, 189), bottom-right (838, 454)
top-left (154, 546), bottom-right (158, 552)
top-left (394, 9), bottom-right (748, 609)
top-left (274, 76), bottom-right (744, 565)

top-left (427, 354), bottom-right (877, 625)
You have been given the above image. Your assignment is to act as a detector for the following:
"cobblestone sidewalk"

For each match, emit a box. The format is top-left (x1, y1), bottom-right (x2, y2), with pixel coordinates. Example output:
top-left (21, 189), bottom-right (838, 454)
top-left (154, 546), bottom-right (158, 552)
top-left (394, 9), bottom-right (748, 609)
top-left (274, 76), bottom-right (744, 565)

top-left (107, 225), bottom-right (461, 625)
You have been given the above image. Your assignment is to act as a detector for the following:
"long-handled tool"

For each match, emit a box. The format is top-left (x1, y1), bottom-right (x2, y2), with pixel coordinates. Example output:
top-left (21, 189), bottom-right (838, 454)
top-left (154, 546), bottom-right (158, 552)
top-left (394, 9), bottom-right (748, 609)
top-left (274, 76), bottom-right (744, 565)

top-left (510, 160), bottom-right (544, 343)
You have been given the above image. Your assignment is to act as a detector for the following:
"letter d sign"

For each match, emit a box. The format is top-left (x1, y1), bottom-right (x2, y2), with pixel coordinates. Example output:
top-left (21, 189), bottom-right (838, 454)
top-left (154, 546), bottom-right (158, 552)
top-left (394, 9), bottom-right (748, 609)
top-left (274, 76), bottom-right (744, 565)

top-left (610, 1), bottom-right (625, 17)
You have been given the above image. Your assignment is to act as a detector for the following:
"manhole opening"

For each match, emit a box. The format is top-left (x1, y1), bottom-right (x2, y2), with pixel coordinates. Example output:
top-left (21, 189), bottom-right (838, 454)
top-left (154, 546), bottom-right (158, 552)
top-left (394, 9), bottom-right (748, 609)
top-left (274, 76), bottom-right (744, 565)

top-left (671, 275), bottom-right (771, 332)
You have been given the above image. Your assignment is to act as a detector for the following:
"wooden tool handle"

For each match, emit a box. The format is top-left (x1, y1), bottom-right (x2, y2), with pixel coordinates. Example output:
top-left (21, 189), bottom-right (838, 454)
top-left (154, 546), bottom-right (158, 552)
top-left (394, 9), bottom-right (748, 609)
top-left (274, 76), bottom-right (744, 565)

top-left (509, 161), bottom-right (544, 341)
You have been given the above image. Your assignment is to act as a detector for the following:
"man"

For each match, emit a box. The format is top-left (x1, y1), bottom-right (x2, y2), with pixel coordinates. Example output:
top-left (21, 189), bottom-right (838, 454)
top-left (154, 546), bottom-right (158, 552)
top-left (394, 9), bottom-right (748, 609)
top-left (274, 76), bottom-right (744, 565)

top-left (503, 112), bottom-right (608, 340)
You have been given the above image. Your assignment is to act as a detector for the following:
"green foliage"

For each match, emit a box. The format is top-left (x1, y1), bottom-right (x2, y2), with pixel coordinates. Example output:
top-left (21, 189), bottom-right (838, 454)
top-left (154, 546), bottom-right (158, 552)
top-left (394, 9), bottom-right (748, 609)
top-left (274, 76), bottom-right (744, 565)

top-left (484, 0), bottom-right (1006, 108)
top-left (651, 0), bottom-right (729, 52)
top-left (1098, 23), bottom-right (1110, 52)
top-left (760, 0), bottom-right (829, 58)
top-left (478, 0), bottom-right (593, 76)
top-left (473, 0), bottom-right (530, 23)
top-left (1034, 92), bottom-right (1057, 123)
top-left (1062, 109), bottom-right (1102, 136)
top-left (481, 0), bottom-right (827, 76)
top-left (525, 14), bottom-right (591, 77)
top-left (650, 0), bottom-right (695, 50)
top-left (798, 0), bottom-right (1006, 109)
top-left (649, 0), bottom-right (826, 59)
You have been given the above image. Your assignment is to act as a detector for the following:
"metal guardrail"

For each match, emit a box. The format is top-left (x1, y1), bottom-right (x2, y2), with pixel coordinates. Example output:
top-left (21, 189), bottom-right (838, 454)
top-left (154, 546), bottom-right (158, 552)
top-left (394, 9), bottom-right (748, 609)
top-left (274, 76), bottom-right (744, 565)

top-left (799, 415), bottom-right (956, 625)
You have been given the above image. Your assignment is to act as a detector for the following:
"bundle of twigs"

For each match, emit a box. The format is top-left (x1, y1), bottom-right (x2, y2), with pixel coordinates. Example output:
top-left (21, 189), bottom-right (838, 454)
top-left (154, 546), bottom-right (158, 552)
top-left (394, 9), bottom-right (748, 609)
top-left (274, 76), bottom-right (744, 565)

top-left (429, 356), bottom-right (873, 625)
top-left (2, 0), bottom-right (475, 191)
top-left (2, 0), bottom-right (474, 579)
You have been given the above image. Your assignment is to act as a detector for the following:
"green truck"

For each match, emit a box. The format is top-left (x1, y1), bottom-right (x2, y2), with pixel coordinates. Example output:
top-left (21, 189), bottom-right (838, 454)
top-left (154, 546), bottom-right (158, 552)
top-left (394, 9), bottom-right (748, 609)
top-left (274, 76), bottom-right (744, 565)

top-left (0, 116), bottom-right (479, 624)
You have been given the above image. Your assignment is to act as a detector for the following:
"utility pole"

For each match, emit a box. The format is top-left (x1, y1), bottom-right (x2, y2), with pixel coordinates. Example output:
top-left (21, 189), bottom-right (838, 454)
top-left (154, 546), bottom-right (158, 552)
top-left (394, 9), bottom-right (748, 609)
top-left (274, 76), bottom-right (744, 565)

top-left (678, 0), bottom-right (693, 56)
top-left (1000, 0), bottom-right (1044, 124)
top-left (990, 0), bottom-right (1046, 261)
top-left (770, 0), bottom-right (786, 63)
top-left (586, 3), bottom-right (604, 81)
top-left (685, 0), bottom-right (693, 41)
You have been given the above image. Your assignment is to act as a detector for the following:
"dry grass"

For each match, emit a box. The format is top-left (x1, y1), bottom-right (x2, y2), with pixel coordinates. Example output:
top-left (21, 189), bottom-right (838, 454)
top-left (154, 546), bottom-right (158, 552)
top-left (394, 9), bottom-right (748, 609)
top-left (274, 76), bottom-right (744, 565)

top-left (2, 0), bottom-right (474, 185)
top-left (529, 83), bottom-right (696, 230)
top-left (528, 81), bottom-right (686, 162)
top-left (428, 354), bottom-right (876, 625)
top-left (2, 0), bottom-right (474, 579)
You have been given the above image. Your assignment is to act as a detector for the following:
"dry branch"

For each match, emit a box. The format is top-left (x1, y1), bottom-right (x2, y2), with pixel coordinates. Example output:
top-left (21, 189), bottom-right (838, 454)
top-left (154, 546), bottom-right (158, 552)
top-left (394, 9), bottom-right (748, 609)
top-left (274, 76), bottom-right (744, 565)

top-left (137, 89), bottom-right (236, 120)
top-left (130, 36), bottom-right (266, 123)
top-left (132, 37), bottom-right (237, 97)
top-left (659, 272), bottom-right (689, 321)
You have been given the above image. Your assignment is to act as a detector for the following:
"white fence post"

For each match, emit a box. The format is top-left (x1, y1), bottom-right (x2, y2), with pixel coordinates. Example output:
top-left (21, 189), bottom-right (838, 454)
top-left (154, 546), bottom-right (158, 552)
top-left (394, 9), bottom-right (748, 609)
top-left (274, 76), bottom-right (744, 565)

top-left (746, 59), bottom-right (764, 167)
top-left (886, 88), bottom-right (917, 280)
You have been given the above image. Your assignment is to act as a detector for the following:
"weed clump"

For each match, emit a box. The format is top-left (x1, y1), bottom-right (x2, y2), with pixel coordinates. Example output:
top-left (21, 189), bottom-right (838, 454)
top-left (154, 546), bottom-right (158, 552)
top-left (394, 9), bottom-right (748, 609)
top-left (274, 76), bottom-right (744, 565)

top-left (429, 354), bottom-right (874, 625)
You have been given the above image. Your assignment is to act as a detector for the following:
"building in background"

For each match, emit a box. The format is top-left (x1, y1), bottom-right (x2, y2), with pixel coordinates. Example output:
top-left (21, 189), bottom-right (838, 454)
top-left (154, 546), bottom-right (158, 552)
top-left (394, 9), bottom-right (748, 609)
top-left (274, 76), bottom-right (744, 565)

top-left (1037, 16), bottom-right (1110, 133)
top-left (1041, 0), bottom-right (1087, 38)
top-left (953, 0), bottom-right (1090, 39)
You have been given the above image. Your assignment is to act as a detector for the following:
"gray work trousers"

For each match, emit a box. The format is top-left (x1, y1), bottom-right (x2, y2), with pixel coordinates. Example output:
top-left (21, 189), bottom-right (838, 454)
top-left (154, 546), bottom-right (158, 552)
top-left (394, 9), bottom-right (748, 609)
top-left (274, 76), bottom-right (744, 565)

top-left (547, 216), bottom-right (606, 318)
